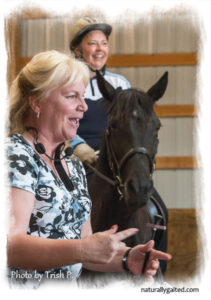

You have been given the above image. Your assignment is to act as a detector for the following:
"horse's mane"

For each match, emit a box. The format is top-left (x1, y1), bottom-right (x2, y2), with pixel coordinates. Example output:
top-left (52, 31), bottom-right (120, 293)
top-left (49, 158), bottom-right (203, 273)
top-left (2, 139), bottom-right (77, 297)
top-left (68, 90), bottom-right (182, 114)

top-left (107, 88), bottom-right (153, 124)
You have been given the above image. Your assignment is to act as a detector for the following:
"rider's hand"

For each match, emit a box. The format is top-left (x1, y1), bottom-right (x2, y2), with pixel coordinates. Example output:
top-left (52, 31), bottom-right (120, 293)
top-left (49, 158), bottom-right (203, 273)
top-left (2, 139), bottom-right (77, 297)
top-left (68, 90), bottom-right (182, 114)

top-left (73, 143), bottom-right (98, 164)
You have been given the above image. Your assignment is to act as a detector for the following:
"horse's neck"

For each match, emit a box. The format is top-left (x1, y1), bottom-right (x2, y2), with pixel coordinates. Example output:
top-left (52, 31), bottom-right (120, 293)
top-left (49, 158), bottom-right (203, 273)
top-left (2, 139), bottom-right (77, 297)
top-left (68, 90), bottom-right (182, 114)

top-left (89, 143), bottom-right (121, 229)
top-left (88, 142), bottom-right (115, 196)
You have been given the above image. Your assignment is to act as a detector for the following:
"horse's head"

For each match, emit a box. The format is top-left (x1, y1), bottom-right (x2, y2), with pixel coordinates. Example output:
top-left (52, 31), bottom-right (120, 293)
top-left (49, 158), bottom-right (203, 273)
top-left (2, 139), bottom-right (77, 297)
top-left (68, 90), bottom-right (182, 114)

top-left (96, 71), bottom-right (168, 209)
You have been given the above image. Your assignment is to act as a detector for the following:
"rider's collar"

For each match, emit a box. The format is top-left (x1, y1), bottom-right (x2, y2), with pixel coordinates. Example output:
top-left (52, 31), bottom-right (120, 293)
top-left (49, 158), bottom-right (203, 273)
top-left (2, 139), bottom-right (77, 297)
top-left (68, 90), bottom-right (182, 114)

top-left (88, 64), bottom-right (106, 75)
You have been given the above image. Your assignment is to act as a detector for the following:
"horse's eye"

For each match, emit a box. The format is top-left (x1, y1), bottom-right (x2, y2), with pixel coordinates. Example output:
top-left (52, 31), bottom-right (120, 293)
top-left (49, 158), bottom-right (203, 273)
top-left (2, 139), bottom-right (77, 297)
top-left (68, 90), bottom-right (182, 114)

top-left (155, 123), bottom-right (162, 139)
top-left (155, 132), bottom-right (159, 140)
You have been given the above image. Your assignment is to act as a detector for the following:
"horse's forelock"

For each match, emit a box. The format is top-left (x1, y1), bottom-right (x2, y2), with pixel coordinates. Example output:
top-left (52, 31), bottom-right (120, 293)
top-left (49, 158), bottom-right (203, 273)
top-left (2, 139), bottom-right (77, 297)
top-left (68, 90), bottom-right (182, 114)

top-left (108, 88), bottom-right (153, 122)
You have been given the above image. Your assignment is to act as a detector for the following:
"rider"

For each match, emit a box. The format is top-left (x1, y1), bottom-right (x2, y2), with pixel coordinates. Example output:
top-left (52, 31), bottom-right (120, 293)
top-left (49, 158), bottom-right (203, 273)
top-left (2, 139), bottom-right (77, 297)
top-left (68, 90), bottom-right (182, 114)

top-left (69, 17), bottom-right (131, 162)
top-left (69, 17), bottom-right (169, 274)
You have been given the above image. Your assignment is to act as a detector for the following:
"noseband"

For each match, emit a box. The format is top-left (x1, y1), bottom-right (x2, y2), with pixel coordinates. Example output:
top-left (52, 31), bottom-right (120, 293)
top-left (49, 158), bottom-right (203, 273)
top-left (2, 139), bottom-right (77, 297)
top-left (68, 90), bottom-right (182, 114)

top-left (86, 127), bottom-right (155, 199)
top-left (106, 129), bottom-right (154, 176)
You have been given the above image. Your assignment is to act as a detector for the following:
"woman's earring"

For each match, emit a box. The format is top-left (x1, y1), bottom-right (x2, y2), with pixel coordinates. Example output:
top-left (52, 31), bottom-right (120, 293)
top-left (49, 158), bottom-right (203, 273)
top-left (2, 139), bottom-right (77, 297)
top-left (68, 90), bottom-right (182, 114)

top-left (37, 112), bottom-right (40, 119)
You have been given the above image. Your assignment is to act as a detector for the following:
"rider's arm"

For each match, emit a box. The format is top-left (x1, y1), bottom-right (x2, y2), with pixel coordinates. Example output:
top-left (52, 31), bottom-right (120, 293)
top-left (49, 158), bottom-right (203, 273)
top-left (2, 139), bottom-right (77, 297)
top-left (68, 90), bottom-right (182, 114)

top-left (70, 135), bottom-right (85, 149)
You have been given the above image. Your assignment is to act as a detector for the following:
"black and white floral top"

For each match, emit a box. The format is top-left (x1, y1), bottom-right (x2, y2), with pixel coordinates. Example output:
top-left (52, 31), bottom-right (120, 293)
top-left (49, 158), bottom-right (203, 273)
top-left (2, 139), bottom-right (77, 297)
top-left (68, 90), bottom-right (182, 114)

top-left (7, 134), bottom-right (92, 282)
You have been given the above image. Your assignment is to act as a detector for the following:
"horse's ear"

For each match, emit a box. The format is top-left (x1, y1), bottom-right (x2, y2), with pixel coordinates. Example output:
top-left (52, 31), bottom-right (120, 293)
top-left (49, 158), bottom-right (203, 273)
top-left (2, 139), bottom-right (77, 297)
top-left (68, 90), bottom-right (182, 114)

top-left (147, 72), bottom-right (168, 102)
top-left (96, 70), bottom-right (115, 101)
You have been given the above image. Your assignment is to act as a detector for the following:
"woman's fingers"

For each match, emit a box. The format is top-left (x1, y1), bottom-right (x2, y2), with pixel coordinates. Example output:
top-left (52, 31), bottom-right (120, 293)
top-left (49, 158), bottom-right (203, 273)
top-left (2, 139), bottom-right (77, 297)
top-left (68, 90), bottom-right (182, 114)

top-left (103, 226), bottom-right (139, 242)
top-left (112, 228), bottom-right (139, 241)
top-left (80, 226), bottom-right (135, 264)
top-left (136, 240), bottom-right (171, 261)
top-left (150, 249), bottom-right (172, 261)
top-left (151, 258), bottom-right (159, 270)
top-left (126, 241), bottom-right (172, 276)
top-left (103, 224), bottom-right (119, 234)
top-left (139, 240), bottom-right (155, 252)
top-left (101, 227), bottom-right (139, 253)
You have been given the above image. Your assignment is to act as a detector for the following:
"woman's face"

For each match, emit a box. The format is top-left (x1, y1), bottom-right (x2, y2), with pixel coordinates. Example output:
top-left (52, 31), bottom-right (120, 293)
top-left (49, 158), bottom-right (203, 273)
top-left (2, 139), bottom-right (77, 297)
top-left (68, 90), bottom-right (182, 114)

top-left (78, 30), bottom-right (109, 70)
top-left (37, 81), bottom-right (87, 143)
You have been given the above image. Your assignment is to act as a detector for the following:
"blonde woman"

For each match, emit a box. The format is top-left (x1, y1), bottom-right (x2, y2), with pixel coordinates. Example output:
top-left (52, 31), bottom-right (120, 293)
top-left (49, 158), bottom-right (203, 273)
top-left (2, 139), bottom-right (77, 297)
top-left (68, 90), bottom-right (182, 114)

top-left (7, 50), bottom-right (171, 286)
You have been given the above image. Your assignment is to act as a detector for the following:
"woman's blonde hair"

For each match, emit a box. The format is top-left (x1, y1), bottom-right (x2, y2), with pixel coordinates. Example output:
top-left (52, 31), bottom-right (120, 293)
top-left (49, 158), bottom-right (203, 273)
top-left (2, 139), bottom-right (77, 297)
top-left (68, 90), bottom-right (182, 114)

top-left (9, 50), bottom-right (90, 135)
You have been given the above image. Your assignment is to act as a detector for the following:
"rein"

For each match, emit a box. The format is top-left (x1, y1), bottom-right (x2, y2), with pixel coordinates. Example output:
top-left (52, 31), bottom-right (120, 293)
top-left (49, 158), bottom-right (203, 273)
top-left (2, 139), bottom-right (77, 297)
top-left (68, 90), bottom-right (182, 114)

top-left (85, 161), bottom-right (117, 187)
top-left (85, 127), bottom-right (155, 199)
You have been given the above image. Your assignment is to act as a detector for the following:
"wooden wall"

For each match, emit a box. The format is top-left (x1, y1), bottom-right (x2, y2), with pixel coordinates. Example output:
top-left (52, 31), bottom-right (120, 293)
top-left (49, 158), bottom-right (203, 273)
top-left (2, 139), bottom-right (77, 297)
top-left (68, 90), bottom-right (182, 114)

top-left (165, 209), bottom-right (200, 281)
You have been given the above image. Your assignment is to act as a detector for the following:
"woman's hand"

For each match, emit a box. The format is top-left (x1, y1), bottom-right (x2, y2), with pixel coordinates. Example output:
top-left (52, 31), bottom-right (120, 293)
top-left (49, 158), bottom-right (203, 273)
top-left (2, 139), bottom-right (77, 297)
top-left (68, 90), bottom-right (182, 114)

top-left (80, 225), bottom-right (138, 264)
top-left (127, 240), bottom-right (172, 279)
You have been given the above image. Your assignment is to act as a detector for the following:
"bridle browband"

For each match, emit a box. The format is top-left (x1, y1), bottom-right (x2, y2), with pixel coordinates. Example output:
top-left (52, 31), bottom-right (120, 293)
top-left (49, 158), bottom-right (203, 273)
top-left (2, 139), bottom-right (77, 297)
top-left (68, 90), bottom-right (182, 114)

top-left (86, 127), bottom-right (155, 199)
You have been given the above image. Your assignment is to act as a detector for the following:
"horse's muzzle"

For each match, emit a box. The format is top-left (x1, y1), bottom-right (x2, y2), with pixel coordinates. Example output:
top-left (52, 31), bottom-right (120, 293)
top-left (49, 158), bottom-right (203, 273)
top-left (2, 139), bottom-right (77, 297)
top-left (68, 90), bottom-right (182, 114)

top-left (125, 177), bottom-right (153, 208)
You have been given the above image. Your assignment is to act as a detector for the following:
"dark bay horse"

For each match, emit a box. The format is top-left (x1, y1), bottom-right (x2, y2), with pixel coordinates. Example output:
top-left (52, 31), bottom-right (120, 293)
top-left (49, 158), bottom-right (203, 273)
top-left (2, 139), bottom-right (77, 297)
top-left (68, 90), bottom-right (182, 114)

top-left (86, 71), bottom-right (168, 275)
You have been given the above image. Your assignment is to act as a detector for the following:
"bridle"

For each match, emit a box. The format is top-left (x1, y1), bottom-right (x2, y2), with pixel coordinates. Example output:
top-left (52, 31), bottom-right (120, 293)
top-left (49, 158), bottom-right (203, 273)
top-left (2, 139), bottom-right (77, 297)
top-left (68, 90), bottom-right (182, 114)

top-left (86, 125), bottom-right (167, 250)
top-left (86, 126), bottom-right (156, 200)
top-left (104, 128), bottom-right (167, 246)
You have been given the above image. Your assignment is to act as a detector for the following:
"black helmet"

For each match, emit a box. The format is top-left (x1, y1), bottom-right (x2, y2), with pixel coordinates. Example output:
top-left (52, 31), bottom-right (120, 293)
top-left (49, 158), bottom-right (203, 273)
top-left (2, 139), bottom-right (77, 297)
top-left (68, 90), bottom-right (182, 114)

top-left (70, 17), bottom-right (112, 52)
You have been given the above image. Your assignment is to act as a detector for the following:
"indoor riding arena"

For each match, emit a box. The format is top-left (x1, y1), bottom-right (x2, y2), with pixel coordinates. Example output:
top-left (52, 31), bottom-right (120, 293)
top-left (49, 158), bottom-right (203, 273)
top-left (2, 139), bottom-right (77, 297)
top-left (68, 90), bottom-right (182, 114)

top-left (5, 3), bottom-right (202, 287)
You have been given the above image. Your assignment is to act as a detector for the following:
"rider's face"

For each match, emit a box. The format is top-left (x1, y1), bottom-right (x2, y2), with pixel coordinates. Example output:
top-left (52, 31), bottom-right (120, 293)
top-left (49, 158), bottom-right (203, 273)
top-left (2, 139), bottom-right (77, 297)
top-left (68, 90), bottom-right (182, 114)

top-left (77, 30), bottom-right (109, 71)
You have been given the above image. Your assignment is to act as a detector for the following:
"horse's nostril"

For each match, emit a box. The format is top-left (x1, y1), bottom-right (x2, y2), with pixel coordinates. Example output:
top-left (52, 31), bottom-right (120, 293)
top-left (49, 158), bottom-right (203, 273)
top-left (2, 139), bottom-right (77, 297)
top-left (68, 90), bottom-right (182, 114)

top-left (127, 178), bottom-right (153, 195)
top-left (125, 178), bottom-right (153, 208)
top-left (127, 179), bottom-right (139, 194)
